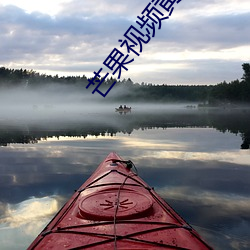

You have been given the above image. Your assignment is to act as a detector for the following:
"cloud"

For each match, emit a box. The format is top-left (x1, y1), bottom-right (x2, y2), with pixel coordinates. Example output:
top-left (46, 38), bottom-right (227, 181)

top-left (58, 0), bottom-right (144, 18)
top-left (158, 13), bottom-right (250, 50)
top-left (0, 4), bottom-right (134, 75)
top-left (0, 0), bottom-right (250, 84)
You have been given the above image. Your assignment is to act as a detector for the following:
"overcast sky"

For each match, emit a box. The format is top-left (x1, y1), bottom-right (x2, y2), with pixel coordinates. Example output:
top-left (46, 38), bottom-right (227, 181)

top-left (0, 0), bottom-right (250, 85)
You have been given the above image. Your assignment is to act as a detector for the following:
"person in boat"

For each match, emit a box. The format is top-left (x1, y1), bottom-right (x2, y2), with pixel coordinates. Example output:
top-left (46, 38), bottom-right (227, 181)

top-left (124, 105), bottom-right (127, 109)
top-left (119, 105), bottom-right (123, 109)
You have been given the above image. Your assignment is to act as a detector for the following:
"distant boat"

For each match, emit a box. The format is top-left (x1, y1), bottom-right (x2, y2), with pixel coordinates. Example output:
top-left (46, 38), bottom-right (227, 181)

top-left (115, 106), bottom-right (132, 113)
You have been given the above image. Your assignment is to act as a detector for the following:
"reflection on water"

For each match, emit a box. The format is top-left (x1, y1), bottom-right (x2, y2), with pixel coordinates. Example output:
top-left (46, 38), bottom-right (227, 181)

top-left (0, 106), bottom-right (250, 249)
top-left (0, 196), bottom-right (63, 250)
top-left (0, 105), bottom-right (250, 149)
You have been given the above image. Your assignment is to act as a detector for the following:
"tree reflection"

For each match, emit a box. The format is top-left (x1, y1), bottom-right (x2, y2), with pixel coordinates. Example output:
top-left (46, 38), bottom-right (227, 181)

top-left (0, 109), bottom-right (250, 149)
top-left (241, 134), bottom-right (250, 149)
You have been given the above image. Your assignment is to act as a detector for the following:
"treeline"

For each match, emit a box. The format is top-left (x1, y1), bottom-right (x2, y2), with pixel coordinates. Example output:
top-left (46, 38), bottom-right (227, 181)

top-left (0, 63), bottom-right (250, 103)
top-left (208, 63), bottom-right (250, 104)
top-left (0, 67), bottom-right (89, 87)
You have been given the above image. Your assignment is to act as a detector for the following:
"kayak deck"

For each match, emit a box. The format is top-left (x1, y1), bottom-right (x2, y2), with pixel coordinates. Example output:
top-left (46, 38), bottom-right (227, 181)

top-left (28, 152), bottom-right (213, 249)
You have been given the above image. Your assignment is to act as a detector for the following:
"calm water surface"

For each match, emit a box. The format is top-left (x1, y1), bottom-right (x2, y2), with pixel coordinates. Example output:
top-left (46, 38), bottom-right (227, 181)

top-left (0, 105), bottom-right (250, 249)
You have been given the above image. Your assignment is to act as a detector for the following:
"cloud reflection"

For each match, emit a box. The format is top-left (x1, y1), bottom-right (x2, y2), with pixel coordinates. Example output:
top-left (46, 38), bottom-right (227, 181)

top-left (0, 125), bottom-right (250, 249)
top-left (0, 196), bottom-right (62, 249)
top-left (156, 186), bottom-right (250, 250)
top-left (157, 186), bottom-right (250, 216)
top-left (0, 196), bottom-right (59, 229)
top-left (153, 150), bottom-right (250, 167)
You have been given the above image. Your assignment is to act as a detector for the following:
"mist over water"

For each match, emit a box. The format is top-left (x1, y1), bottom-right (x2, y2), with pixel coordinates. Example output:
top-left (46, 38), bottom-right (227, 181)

top-left (0, 84), bottom-right (199, 126)
top-left (1, 85), bottom-right (250, 149)
top-left (0, 85), bottom-right (110, 121)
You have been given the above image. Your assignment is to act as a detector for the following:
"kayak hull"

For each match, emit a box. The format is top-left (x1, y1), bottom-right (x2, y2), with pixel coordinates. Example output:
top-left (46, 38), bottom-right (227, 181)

top-left (28, 152), bottom-right (212, 249)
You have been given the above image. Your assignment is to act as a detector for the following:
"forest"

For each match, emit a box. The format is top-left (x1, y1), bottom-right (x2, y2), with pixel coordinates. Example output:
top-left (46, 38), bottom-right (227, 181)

top-left (0, 63), bottom-right (249, 104)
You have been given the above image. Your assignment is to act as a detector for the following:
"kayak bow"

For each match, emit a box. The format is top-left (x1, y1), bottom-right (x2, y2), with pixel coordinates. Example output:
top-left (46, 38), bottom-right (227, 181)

top-left (28, 152), bottom-right (213, 249)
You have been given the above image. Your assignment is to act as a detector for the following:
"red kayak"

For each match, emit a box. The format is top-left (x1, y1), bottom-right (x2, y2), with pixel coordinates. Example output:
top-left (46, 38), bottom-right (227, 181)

top-left (28, 152), bottom-right (213, 249)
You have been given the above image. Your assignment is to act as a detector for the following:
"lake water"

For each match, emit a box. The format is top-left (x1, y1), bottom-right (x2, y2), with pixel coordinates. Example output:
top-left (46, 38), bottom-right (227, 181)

top-left (0, 104), bottom-right (250, 249)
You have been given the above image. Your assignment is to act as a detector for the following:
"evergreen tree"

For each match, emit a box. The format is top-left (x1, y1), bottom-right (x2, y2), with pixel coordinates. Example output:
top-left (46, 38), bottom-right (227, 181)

top-left (242, 63), bottom-right (250, 83)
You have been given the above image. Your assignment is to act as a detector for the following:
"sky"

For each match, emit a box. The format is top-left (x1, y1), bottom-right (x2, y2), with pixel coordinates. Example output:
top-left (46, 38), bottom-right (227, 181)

top-left (0, 0), bottom-right (250, 85)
